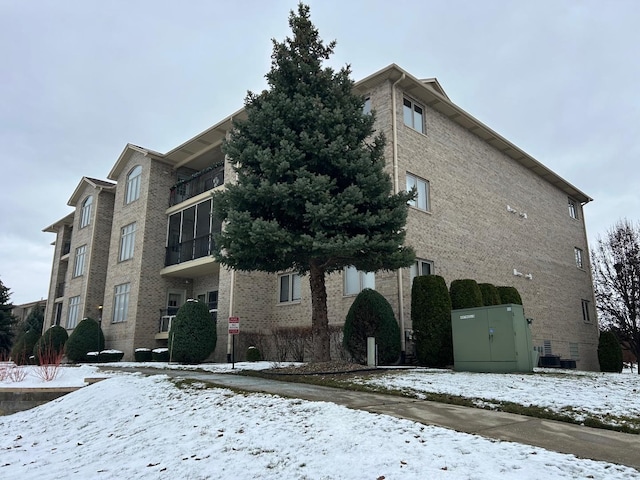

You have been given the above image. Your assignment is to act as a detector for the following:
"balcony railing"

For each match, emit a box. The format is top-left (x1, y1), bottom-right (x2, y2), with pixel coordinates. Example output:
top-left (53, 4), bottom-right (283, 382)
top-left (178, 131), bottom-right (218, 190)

top-left (159, 315), bottom-right (175, 333)
top-left (165, 234), bottom-right (215, 267)
top-left (169, 164), bottom-right (224, 206)
top-left (61, 241), bottom-right (71, 256)
top-left (55, 282), bottom-right (65, 299)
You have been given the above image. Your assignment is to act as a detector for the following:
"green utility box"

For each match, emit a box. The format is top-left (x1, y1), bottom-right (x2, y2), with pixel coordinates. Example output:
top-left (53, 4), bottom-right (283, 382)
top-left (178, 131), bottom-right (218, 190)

top-left (451, 304), bottom-right (536, 373)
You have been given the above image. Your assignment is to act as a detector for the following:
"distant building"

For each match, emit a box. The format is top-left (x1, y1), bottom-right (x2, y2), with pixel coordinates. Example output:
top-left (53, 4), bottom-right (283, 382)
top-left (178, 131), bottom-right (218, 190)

top-left (12, 300), bottom-right (46, 327)
top-left (42, 64), bottom-right (600, 369)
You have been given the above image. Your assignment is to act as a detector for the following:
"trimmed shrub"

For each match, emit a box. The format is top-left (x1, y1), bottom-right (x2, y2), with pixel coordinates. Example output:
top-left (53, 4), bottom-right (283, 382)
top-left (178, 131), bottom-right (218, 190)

top-left (97, 350), bottom-right (124, 363)
top-left (34, 326), bottom-right (68, 365)
top-left (449, 279), bottom-right (483, 310)
top-left (246, 346), bottom-right (262, 362)
top-left (343, 288), bottom-right (401, 365)
top-left (65, 318), bottom-right (105, 363)
top-left (478, 283), bottom-right (501, 306)
top-left (11, 329), bottom-right (41, 365)
top-left (152, 348), bottom-right (170, 362)
top-left (135, 348), bottom-right (153, 362)
top-left (598, 331), bottom-right (623, 373)
top-left (411, 275), bottom-right (453, 367)
top-left (168, 300), bottom-right (217, 364)
top-left (497, 286), bottom-right (523, 305)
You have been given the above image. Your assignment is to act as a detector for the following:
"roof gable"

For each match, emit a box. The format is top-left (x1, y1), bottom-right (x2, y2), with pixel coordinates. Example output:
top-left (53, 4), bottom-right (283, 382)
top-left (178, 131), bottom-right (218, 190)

top-left (67, 176), bottom-right (116, 207)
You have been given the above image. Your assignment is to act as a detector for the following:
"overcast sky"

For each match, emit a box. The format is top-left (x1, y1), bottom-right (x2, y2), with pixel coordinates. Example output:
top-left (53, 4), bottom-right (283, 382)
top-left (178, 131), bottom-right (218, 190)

top-left (1, 0), bottom-right (639, 305)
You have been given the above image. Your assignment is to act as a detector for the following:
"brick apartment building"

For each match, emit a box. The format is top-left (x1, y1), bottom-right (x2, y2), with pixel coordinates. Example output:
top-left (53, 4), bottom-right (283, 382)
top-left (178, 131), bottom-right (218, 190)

top-left (42, 64), bottom-right (600, 369)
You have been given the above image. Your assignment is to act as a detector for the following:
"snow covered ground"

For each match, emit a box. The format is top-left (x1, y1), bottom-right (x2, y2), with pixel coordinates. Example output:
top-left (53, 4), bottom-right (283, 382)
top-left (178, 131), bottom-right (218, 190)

top-left (1, 363), bottom-right (639, 479)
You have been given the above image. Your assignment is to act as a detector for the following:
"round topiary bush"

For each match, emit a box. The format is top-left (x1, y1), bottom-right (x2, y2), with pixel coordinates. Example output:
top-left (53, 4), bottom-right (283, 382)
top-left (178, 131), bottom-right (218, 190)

top-left (598, 331), bottom-right (623, 373)
top-left (411, 275), bottom-right (453, 367)
top-left (135, 348), bottom-right (152, 362)
top-left (497, 286), bottom-right (523, 305)
top-left (33, 325), bottom-right (68, 365)
top-left (343, 288), bottom-right (401, 365)
top-left (449, 279), bottom-right (483, 310)
top-left (168, 300), bottom-right (217, 364)
top-left (246, 346), bottom-right (262, 362)
top-left (478, 283), bottom-right (501, 306)
top-left (65, 318), bottom-right (105, 363)
top-left (11, 329), bottom-right (41, 365)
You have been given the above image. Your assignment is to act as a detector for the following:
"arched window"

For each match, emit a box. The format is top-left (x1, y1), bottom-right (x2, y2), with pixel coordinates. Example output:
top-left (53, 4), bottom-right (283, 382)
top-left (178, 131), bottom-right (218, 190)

top-left (125, 165), bottom-right (142, 204)
top-left (80, 196), bottom-right (93, 228)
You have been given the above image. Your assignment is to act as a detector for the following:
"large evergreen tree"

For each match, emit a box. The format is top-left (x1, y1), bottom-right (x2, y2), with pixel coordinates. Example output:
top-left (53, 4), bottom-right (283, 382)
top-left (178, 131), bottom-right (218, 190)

top-left (213, 3), bottom-right (414, 362)
top-left (0, 278), bottom-right (16, 357)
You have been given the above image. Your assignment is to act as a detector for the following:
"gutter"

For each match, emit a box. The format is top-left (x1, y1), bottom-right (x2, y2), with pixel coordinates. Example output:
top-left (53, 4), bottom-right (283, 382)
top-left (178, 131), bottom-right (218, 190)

top-left (391, 73), bottom-right (407, 358)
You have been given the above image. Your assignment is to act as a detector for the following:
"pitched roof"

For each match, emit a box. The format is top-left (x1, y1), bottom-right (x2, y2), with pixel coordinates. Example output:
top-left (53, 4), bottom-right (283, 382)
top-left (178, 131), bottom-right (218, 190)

top-left (67, 176), bottom-right (116, 207)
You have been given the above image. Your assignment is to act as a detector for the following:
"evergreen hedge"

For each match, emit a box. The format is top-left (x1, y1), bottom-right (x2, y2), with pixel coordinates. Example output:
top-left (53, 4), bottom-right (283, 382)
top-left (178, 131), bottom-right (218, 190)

top-left (497, 286), bottom-right (523, 305)
top-left (411, 275), bottom-right (453, 367)
top-left (449, 279), bottom-right (483, 310)
top-left (135, 348), bottom-right (153, 362)
top-left (152, 348), bottom-right (170, 362)
top-left (478, 283), bottom-right (501, 306)
top-left (598, 331), bottom-right (623, 373)
top-left (169, 300), bottom-right (217, 364)
top-left (343, 288), bottom-right (401, 365)
top-left (65, 318), bottom-right (105, 363)
top-left (246, 346), bottom-right (262, 362)
top-left (33, 325), bottom-right (68, 365)
top-left (10, 329), bottom-right (41, 365)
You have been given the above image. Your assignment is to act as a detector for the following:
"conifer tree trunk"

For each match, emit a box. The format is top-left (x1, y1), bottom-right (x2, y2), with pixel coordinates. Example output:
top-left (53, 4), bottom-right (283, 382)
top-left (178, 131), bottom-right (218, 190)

top-left (309, 261), bottom-right (330, 362)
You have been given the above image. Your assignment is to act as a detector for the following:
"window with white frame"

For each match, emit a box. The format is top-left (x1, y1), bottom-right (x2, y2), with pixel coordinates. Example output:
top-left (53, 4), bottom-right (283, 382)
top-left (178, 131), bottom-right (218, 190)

top-left (67, 296), bottom-right (81, 329)
top-left (73, 245), bottom-right (86, 277)
top-left (80, 196), bottom-right (93, 228)
top-left (119, 222), bottom-right (136, 261)
top-left (125, 165), bottom-right (142, 204)
top-left (574, 247), bottom-right (584, 269)
top-left (568, 198), bottom-right (578, 219)
top-left (410, 259), bottom-right (434, 283)
top-left (363, 96), bottom-right (371, 115)
top-left (344, 266), bottom-right (375, 296)
top-left (403, 97), bottom-right (424, 133)
top-left (581, 299), bottom-right (591, 323)
top-left (279, 273), bottom-right (301, 303)
top-left (113, 283), bottom-right (131, 323)
top-left (406, 173), bottom-right (430, 211)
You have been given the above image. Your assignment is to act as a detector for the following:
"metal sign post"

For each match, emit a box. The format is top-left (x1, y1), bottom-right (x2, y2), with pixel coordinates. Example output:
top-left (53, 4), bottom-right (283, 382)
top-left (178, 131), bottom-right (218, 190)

top-left (228, 317), bottom-right (240, 369)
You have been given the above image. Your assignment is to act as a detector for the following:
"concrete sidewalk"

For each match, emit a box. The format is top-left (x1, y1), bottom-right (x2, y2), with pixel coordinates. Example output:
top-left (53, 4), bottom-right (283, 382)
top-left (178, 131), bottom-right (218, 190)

top-left (113, 367), bottom-right (640, 471)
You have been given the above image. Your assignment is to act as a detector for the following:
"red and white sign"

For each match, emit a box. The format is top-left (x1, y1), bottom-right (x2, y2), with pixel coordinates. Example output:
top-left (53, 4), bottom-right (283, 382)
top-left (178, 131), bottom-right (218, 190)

top-left (228, 316), bottom-right (240, 335)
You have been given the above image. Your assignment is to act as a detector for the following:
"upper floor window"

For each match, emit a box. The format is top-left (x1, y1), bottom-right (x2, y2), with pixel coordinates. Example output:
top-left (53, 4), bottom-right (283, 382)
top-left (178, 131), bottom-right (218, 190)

top-left (581, 299), bottom-right (591, 323)
top-left (165, 199), bottom-right (221, 266)
top-left (113, 283), bottom-right (131, 323)
top-left (406, 173), bottom-right (430, 211)
top-left (73, 245), bottom-right (87, 277)
top-left (119, 223), bottom-right (136, 261)
top-left (344, 266), bottom-right (375, 296)
top-left (410, 259), bottom-right (433, 284)
top-left (125, 165), bottom-right (142, 204)
top-left (403, 97), bottom-right (424, 133)
top-left (80, 196), bottom-right (93, 228)
top-left (574, 247), bottom-right (584, 269)
top-left (568, 198), bottom-right (578, 219)
top-left (279, 272), bottom-right (301, 303)
top-left (363, 96), bottom-right (372, 115)
top-left (67, 295), bottom-right (81, 329)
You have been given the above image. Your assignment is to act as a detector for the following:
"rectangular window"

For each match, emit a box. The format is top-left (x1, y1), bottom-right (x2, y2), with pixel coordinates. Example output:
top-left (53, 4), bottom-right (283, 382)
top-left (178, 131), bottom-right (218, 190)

top-left (403, 97), bottom-right (424, 133)
top-left (410, 259), bottom-right (434, 283)
top-left (574, 247), bottom-right (584, 269)
top-left (363, 96), bottom-right (371, 115)
top-left (569, 342), bottom-right (579, 359)
top-left (113, 283), bottom-right (131, 323)
top-left (406, 173), bottom-right (429, 211)
top-left (581, 299), bottom-right (591, 323)
top-left (344, 266), bottom-right (375, 296)
top-left (279, 273), bottom-right (301, 303)
top-left (166, 199), bottom-right (219, 266)
top-left (119, 223), bottom-right (136, 261)
top-left (73, 245), bottom-right (86, 277)
top-left (67, 296), bottom-right (81, 329)
top-left (568, 198), bottom-right (578, 219)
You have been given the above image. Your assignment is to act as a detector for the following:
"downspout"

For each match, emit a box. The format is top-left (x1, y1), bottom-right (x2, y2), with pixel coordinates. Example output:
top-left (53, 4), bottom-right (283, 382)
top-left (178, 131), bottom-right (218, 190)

top-left (391, 73), bottom-right (407, 361)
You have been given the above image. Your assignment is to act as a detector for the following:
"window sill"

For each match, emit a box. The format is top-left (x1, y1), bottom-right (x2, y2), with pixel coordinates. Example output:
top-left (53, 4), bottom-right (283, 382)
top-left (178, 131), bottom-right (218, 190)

top-left (277, 300), bottom-right (301, 306)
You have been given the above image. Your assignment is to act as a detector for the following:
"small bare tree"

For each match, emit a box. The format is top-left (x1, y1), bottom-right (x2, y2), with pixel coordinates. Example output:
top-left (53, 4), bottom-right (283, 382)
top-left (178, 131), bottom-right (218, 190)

top-left (591, 219), bottom-right (640, 373)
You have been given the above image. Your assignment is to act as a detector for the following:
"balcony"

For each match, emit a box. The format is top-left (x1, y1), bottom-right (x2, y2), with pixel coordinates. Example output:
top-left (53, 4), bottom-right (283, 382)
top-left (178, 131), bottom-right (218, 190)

top-left (165, 234), bottom-right (216, 266)
top-left (169, 164), bottom-right (224, 207)
top-left (55, 282), bottom-right (65, 299)
top-left (155, 308), bottom-right (217, 340)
